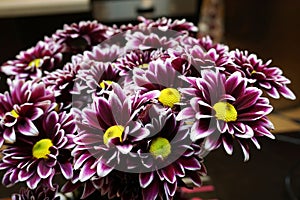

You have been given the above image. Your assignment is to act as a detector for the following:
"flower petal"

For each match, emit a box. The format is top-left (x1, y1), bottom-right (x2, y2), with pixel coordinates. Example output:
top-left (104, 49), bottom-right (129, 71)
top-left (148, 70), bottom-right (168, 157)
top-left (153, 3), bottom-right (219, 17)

top-left (139, 172), bottom-right (154, 188)
top-left (17, 118), bottom-right (39, 136)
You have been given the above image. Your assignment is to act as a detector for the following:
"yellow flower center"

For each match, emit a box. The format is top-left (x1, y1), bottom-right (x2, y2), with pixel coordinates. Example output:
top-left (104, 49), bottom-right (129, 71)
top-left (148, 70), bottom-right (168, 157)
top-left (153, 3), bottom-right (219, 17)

top-left (138, 63), bottom-right (149, 69)
top-left (54, 103), bottom-right (60, 112)
top-left (99, 80), bottom-right (113, 89)
top-left (251, 70), bottom-right (256, 75)
top-left (10, 110), bottom-right (19, 118)
top-left (213, 102), bottom-right (237, 122)
top-left (158, 88), bottom-right (181, 108)
top-left (149, 137), bottom-right (171, 159)
top-left (28, 58), bottom-right (42, 68)
top-left (32, 139), bottom-right (53, 159)
top-left (103, 125), bottom-right (124, 145)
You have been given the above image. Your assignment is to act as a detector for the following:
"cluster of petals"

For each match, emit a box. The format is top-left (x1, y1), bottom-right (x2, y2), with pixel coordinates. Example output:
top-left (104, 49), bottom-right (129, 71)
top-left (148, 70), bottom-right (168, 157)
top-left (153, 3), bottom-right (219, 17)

top-left (0, 16), bottom-right (296, 200)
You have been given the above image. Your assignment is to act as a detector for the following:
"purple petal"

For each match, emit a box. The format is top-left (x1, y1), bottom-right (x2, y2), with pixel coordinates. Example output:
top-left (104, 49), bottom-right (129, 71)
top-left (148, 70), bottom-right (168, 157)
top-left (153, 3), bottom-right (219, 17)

top-left (17, 118), bottom-right (39, 136)
top-left (278, 86), bottom-right (296, 100)
top-left (37, 160), bottom-right (52, 179)
top-left (266, 87), bottom-right (280, 99)
top-left (179, 157), bottom-right (201, 170)
top-left (28, 107), bottom-right (43, 120)
top-left (44, 111), bottom-right (59, 130)
top-left (59, 162), bottom-right (73, 179)
top-left (96, 161), bottom-right (113, 177)
top-left (79, 159), bottom-right (96, 182)
top-left (259, 81), bottom-right (272, 89)
top-left (109, 93), bottom-right (123, 125)
top-left (9, 168), bottom-right (19, 184)
top-left (0, 137), bottom-right (4, 148)
top-left (236, 88), bottom-right (261, 110)
top-left (139, 172), bottom-right (154, 188)
top-left (225, 72), bottom-right (243, 94)
top-left (2, 171), bottom-right (13, 187)
top-left (116, 144), bottom-right (133, 154)
top-left (3, 128), bottom-right (16, 144)
top-left (81, 182), bottom-right (96, 199)
top-left (237, 140), bottom-right (250, 161)
top-left (176, 107), bottom-right (195, 121)
top-left (27, 173), bottom-right (41, 189)
top-left (222, 136), bottom-right (233, 155)
top-left (235, 125), bottom-right (254, 138)
top-left (142, 179), bottom-right (159, 200)
top-left (162, 165), bottom-right (176, 183)
top-left (18, 169), bottom-right (34, 182)
top-left (95, 97), bottom-right (117, 129)
top-left (203, 131), bottom-right (221, 151)
top-left (190, 121), bottom-right (215, 141)
top-left (61, 181), bottom-right (82, 193)
top-left (251, 137), bottom-right (261, 149)
top-left (188, 171), bottom-right (202, 186)
top-left (74, 153), bottom-right (92, 170)
top-left (164, 181), bottom-right (177, 196)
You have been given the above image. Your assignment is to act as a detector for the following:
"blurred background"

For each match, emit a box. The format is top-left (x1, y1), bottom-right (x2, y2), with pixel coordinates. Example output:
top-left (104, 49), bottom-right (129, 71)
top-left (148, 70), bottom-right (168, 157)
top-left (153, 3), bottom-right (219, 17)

top-left (0, 0), bottom-right (299, 199)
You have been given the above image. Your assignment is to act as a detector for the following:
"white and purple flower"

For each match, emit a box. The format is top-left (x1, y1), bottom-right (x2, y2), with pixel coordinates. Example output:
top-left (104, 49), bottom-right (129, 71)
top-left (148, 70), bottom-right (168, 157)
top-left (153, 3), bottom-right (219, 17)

top-left (0, 108), bottom-right (76, 189)
top-left (178, 71), bottom-right (274, 160)
top-left (0, 79), bottom-right (54, 144)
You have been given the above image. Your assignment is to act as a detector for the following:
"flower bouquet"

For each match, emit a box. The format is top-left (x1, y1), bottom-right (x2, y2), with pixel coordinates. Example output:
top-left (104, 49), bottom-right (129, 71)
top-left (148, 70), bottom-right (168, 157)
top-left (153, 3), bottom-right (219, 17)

top-left (0, 17), bottom-right (295, 200)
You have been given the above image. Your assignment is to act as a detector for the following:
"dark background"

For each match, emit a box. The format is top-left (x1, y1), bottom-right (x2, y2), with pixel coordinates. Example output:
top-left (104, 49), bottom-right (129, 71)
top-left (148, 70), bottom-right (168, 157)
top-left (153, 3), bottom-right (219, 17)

top-left (0, 0), bottom-right (300, 199)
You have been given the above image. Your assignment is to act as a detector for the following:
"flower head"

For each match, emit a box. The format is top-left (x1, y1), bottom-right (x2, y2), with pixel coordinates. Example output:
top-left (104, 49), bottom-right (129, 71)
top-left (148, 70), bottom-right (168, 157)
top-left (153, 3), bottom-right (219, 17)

top-left (231, 50), bottom-right (295, 100)
top-left (72, 83), bottom-right (153, 182)
top-left (0, 108), bottom-right (76, 189)
top-left (178, 71), bottom-right (274, 160)
top-left (130, 106), bottom-right (206, 200)
top-left (51, 21), bottom-right (117, 53)
top-left (133, 57), bottom-right (188, 109)
top-left (12, 184), bottom-right (60, 200)
top-left (0, 79), bottom-right (54, 143)
top-left (1, 41), bottom-right (63, 80)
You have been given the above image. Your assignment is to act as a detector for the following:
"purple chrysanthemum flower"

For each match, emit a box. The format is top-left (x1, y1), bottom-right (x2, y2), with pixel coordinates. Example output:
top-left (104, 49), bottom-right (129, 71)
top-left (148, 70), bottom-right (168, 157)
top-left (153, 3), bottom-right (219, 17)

top-left (174, 35), bottom-right (231, 76)
top-left (51, 20), bottom-right (117, 53)
top-left (76, 61), bottom-right (120, 94)
top-left (93, 172), bottom-right (142, 200)
top-left (136, 16), bottom-right (198, 35)
top-left (0, 79), bottom-right (54, 144)
top-left (72, 83), bottom-right (155, 182)
top-left (12, 184), bottom-right (60, 200)
top-left (115, 49), bottom-right (164, 76)
top-left (178, 71), bottom-right (274, 160)
top-left (125, 31), bottom-right (178, 51)
top-left (0, 108), bottom-right (76, 189)
top-left (43, 60), bottom-right (81, 108)
top-left (1, 41), bottom-right (63, 80)
top-left (133, 57), bottom-right (188, 109)
top-left (134, 108), bottom-right (206, 200)
top-left (230, 50), bottom-right (296, 100)
top-left (82, 44), bottom-right (123, 63)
